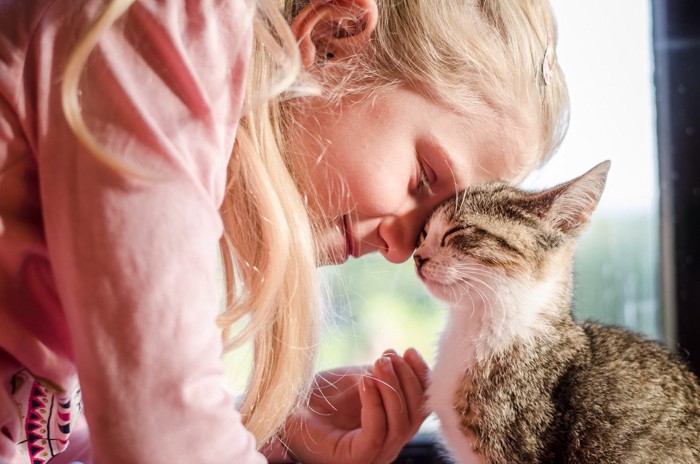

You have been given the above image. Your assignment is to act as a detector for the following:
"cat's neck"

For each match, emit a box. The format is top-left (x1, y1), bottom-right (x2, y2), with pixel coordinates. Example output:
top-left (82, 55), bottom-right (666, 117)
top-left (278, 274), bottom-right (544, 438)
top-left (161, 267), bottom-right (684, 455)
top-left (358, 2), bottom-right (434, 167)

top-left (444, 264), bottom-right (574, 366)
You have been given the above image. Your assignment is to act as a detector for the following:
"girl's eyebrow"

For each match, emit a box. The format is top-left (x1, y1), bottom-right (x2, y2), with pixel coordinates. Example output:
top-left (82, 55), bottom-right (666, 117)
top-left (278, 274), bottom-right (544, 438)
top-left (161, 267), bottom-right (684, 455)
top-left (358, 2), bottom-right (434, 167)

top-left (431, 142), bottom-right (461, 194)
top-left (419, 139), bottom-right (449, 171)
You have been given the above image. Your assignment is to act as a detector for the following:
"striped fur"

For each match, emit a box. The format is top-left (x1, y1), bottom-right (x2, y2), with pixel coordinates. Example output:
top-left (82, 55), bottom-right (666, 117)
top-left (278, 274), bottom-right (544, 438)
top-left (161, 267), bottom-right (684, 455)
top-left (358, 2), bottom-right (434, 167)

top-left (417, 162), bottom-right (700, 464)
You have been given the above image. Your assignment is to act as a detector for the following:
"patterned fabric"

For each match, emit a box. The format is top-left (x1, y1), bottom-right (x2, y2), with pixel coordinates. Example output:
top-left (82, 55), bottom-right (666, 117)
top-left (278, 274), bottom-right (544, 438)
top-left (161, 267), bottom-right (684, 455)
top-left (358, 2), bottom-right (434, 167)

top-left (11, 371), bottom-right (82, 464)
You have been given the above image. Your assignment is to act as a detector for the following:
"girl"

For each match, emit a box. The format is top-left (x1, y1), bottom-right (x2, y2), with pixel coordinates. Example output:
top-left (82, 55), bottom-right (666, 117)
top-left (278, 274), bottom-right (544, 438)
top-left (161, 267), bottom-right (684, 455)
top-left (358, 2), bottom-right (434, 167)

top-left (0, 0), bottom-right (568, 462)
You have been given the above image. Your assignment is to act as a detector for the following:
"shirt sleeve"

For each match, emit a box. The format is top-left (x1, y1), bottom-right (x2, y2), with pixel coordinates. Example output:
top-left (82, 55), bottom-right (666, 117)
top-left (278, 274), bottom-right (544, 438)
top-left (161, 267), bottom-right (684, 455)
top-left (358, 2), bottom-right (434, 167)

top-left (30, 0), bottom-right (265, 462)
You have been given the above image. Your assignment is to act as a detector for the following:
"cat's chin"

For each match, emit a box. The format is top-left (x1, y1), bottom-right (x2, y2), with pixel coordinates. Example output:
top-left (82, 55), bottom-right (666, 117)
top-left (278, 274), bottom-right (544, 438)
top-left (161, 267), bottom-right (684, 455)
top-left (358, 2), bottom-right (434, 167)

top-left (418, 275), bottom-right (460, 303)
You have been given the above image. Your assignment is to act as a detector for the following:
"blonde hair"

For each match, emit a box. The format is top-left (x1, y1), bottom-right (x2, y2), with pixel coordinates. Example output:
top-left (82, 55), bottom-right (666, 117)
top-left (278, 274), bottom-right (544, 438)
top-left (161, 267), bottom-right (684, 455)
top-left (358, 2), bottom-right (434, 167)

top-left (61, 0), bottom-right (318, 447)
top-left (62, 0), bottom-right (569, 449)
top-left (285, 0), bottom-right (569, 179)
top-left (250, 0), bottom-right (569, 444)
top-left (218, 0), bottom-right (320, 444)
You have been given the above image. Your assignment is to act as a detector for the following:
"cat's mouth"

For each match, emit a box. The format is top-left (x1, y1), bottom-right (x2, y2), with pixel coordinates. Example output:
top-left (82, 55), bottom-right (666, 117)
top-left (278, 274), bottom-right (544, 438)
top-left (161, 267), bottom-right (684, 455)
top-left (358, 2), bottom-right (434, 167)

top-left (415, 265), bottom-right (428, 282)
top-left (415, 266), bottom-right (439, 286)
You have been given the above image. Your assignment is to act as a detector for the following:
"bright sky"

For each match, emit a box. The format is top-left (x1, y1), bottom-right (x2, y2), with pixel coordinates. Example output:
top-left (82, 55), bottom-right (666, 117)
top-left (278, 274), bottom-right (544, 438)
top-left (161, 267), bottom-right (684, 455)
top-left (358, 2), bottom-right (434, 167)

top-left (522, 1), bottom-right (657, 214)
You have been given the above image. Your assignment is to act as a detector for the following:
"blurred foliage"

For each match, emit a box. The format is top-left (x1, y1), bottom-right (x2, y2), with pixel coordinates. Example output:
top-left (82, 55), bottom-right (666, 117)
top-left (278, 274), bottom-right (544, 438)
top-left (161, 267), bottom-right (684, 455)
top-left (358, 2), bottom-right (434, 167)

top-left (224, 212), bottom-right (660, 392)
top-left (316, 212), bottom-right (660, 370)
top-left (317, 255), bottom-right (445, 370)
top-left (573, 212), bottom-right (660, 339)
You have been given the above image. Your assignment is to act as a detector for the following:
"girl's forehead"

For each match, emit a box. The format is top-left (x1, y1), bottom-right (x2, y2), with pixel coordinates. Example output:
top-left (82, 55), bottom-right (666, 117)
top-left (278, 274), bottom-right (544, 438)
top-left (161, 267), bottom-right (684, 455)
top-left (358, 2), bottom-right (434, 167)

top-left (430, 125), bottom-right (532, 189)
top-left (414, 94), bottom-right (538, 186)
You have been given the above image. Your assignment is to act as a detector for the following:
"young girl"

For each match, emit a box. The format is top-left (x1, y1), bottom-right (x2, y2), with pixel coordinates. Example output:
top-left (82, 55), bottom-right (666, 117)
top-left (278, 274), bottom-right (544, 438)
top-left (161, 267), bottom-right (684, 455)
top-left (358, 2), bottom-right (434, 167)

top-left (0, 0), bottom-right (568, 462)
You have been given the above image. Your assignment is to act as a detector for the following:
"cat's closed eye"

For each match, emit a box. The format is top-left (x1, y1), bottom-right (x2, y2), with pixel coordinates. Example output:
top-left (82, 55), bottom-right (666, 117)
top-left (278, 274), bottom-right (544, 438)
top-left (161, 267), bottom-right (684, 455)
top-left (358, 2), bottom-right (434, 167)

top-left (441, 225), bottom-right (469, 247)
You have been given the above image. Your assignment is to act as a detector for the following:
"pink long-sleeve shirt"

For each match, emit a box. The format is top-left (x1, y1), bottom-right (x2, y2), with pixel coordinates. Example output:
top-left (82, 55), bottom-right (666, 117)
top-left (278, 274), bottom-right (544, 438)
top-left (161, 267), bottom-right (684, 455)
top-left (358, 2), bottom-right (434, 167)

top-left (0, 0), bottom-right (266, 462)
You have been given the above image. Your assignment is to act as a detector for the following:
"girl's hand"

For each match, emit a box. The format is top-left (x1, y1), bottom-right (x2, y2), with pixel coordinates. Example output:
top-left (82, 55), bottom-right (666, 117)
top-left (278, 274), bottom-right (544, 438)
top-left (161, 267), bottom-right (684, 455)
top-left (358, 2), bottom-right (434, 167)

top-left (281, 348), bottom-right (430, 464)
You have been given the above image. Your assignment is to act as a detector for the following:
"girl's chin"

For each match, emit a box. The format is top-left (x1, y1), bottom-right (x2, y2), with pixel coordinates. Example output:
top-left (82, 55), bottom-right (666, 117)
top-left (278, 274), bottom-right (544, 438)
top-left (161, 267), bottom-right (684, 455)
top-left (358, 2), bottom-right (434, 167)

top-left (317, 250), bottom-right (349, 267)
top-left (314, 223), bottom-right (349, 267)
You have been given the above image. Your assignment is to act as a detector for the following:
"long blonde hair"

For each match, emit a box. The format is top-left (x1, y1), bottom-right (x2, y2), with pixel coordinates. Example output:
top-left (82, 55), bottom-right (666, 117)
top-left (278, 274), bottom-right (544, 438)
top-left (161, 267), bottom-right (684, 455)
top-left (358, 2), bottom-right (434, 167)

top-left (217, 0), bottom-right (320, 444)
top-left (284, 0), bottom-right (569, 177)
top-left (61, 0), bottom-right (319, 447)
top-left (63, 0), bottom-right (569, 449)
top-left (248, 0), bottom-right (569, 445)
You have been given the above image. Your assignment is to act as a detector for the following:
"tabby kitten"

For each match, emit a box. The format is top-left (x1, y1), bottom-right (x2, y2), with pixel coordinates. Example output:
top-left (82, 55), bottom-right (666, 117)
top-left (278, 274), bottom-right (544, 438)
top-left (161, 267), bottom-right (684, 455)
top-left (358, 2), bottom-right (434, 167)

top-left (416, 161), bottom-right (700, 464)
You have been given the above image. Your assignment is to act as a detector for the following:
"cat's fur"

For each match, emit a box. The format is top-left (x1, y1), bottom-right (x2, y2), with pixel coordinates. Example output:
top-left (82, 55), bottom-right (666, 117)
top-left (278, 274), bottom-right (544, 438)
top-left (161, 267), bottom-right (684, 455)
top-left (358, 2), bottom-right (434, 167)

top-left (416, 161), bottom-right (700, 464)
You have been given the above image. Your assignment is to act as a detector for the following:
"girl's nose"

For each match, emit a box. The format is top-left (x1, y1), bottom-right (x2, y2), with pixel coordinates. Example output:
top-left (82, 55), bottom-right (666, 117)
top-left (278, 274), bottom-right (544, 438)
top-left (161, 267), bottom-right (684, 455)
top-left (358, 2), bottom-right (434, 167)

top-left (379, 233), bottom-right (415, 263)
top-left (377, 212), bottom-right (427, 264)
top-left (377, 193), bottom-right (448, 263)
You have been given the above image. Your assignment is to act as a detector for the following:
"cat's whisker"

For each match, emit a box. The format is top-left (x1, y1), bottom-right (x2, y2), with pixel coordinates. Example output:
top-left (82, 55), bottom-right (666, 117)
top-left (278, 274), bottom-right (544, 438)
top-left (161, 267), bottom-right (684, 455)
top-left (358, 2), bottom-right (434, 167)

top-left (454, 263), bottom-right (507, 282)
top-left (458, 273), bottom-right (504, 300)
top-left (454, 278), bottom-right (490, 319)
top-left (458, 274), bottom-right (508, 333)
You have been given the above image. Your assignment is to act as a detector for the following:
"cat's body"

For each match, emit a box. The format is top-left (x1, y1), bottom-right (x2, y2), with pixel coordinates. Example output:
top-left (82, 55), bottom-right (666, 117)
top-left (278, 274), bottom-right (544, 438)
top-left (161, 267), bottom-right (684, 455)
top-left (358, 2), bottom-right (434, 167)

top-left (417, 162), bottom-right (700, 464)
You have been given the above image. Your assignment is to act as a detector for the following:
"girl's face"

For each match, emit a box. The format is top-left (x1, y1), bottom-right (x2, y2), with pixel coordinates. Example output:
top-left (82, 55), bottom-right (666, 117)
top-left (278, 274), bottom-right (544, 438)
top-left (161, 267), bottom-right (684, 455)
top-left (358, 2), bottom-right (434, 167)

top-left (289, 87), bottom-right (530, 266)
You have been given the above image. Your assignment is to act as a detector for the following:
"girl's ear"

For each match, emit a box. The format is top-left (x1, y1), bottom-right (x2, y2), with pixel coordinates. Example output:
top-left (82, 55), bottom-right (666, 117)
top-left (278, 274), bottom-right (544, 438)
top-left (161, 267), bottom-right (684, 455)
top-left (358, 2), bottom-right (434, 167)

top-left (290, 0), bottom-right (378, 69)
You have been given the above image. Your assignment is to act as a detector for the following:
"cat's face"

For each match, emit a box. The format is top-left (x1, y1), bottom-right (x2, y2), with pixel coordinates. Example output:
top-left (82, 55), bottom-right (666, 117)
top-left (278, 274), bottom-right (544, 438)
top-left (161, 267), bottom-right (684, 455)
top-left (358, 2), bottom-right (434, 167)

top-left (413, 161), bottom-right (610, 306)
top-left (414, 184), bottom-right (557, 304)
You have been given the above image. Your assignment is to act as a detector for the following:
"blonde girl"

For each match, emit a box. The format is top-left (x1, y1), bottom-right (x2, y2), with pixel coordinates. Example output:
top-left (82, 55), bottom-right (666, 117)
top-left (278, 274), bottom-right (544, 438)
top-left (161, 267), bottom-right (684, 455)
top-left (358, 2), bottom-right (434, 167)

top-left (0, 0), bottom-right (567, 463)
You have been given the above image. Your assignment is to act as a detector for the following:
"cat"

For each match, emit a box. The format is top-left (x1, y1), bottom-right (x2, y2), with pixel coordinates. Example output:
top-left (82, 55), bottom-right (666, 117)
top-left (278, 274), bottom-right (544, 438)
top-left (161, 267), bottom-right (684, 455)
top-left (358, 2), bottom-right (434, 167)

top-left (416, 161), bottom-right (700, 464)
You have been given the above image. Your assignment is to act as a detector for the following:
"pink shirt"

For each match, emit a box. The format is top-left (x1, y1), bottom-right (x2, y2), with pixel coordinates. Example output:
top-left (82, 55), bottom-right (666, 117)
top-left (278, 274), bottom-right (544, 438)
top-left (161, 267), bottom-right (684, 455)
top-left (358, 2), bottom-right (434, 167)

top-left (0, 0), bottom-right (265, 462)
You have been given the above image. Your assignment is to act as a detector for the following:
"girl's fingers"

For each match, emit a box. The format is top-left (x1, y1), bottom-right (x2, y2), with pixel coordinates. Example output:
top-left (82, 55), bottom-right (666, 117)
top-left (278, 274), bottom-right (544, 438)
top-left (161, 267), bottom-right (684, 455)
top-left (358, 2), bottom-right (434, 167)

top-left (404, 347), bottom-right (430, 391)
top-left (386, 349), bottom-right (430, 428)
top-left (358, 373), bottom-right (388, 457)
top-left (375, 355), bottom-right (410, 430)
top-left (370, 354), bottom-right (412, 463)
top-left (354, 349), bottom-right (432, 464)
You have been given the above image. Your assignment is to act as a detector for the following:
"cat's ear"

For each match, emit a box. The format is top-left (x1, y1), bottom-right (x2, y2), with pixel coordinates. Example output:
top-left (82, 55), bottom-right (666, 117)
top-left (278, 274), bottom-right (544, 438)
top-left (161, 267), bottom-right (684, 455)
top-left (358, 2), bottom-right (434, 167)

top-left (530, 161), bottom-right (611, 236)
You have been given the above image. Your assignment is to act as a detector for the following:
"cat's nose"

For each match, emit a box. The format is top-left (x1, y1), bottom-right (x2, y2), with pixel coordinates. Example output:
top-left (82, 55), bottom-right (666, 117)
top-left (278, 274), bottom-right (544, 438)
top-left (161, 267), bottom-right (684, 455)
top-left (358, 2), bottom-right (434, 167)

top-left (414, 254), bottom-right (429, 270)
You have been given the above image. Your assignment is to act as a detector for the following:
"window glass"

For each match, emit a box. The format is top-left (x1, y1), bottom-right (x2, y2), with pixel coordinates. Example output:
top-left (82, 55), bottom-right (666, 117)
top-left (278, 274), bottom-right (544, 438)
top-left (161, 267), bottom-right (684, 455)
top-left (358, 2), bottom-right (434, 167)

top-left (224, 1), bottom-right (659, 395)
top-left (316, 0), bottom-right (660, 374)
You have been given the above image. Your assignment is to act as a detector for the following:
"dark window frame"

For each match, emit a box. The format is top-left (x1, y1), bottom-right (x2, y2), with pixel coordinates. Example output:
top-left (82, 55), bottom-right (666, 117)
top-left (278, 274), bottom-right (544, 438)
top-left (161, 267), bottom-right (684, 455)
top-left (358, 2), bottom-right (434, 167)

top-left (653, 0), bottom-right (700, 377)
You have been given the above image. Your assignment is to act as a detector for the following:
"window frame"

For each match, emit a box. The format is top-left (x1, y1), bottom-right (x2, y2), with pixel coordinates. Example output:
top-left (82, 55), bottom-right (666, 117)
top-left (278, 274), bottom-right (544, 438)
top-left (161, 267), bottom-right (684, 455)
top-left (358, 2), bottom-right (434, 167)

top-left (653, 0), bottom-right (700, 376)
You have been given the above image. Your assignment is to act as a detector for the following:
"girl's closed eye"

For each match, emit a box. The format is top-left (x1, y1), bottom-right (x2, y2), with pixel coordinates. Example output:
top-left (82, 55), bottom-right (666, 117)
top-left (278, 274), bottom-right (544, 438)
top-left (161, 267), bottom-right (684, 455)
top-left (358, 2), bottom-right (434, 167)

top-left (417, 159), bottom-right (436, 196)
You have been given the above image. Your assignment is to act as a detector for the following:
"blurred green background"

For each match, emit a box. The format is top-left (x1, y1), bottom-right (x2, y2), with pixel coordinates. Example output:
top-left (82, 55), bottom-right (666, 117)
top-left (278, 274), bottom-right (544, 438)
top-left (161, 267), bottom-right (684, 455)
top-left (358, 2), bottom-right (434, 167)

top-left (315, 210), bottom-right (660, 371)
top-left (224, 211), bottom-right (659, 392)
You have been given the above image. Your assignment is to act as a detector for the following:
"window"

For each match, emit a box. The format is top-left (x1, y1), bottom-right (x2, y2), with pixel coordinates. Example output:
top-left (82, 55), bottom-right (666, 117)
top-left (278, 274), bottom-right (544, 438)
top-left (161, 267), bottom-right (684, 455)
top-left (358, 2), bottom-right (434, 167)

top-left (317, 0), bottom-right (661, 374)
top-left (317, 2), bottom-right (671, 461)
top-left (521, 0), bottom-right (660, 340)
